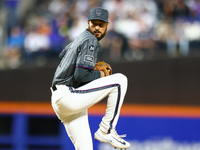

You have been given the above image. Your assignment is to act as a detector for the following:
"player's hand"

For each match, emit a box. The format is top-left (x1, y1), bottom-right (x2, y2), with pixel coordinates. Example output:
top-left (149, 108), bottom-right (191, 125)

top-left (95, 61), bottom-right (112, 77)
top-left (100, 70), bottom-right (107, 77)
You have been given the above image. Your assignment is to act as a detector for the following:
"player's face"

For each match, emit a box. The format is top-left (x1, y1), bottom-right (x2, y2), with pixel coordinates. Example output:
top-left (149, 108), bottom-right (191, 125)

top-left (88, 20), bottom-right (109, 41)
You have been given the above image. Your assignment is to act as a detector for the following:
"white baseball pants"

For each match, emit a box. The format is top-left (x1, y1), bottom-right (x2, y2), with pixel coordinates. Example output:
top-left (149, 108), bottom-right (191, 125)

top-left (51, 73), bottom-right (128, 150)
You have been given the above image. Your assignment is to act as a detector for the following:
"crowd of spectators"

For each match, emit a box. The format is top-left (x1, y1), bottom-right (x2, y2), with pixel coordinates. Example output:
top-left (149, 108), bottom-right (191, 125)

top-left (0, 0), bottom-right (200, 69)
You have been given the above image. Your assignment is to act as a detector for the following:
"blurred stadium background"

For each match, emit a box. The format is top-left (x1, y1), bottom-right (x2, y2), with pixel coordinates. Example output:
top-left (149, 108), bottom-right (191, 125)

top-left (0, 0), bottom-right (200, 150)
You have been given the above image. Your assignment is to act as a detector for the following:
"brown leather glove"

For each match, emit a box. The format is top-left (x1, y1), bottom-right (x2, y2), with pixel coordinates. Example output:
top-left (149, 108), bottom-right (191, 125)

top-left (94, 61), bottom-right (112, 76)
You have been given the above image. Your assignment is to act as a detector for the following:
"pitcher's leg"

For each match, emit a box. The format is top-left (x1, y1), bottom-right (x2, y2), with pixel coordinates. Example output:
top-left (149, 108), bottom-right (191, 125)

top-left (99, 73), bottom-right (128, 133)
top-left (51, 73), bottom-right (129, 149)
top-left (94, 74), bottom-right (131, 149)
top-left (56, 73), bottom-right (127, 117)
top-left (63, 110), bottom-right (93, 150)
top-left (59, 73), bottom-right (128, 132)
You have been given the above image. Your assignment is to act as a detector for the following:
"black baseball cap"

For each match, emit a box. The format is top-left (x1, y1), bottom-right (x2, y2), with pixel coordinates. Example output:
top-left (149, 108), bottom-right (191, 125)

top-left (88, 8), bottom-right (109, 23)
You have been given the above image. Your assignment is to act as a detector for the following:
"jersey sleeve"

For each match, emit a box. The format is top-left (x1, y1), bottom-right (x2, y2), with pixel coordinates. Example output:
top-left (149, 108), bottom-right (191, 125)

top-left (76, 38), bottom-right (99, 70)
top-left (58, 42), bottom-right (72, 60)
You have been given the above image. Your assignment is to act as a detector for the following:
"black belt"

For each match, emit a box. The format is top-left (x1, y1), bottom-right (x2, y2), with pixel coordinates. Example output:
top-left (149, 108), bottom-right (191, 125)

top-left (52, 85), bottom-right (57, 91)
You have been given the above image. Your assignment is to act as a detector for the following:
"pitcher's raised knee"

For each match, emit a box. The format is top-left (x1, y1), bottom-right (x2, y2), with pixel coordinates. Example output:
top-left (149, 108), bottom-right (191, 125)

top-left (114, 73), bottom-right (128, 85)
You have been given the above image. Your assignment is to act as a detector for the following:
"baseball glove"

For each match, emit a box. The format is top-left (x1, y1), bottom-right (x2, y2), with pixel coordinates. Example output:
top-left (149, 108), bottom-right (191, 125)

top-left (95, 61), bottom-right (112, 76)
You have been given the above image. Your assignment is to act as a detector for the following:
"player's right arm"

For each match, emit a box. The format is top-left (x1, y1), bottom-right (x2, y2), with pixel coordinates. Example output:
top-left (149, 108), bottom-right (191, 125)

top-left (58, 42), bottom-right (72, 60)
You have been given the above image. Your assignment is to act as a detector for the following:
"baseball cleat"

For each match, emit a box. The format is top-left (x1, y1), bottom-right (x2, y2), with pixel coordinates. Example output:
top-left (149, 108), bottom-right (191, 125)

top-left (94, 128), bottom-right (131, 149)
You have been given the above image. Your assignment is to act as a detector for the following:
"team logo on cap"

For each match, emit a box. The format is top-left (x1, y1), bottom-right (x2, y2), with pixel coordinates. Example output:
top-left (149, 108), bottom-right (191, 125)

top-left (96, 9), bottom-right (102, 16)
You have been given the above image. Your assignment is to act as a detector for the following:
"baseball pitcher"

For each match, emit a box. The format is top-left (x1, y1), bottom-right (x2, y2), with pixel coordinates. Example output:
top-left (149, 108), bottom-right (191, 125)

top-left (50, 7), bottom-right (131, 150)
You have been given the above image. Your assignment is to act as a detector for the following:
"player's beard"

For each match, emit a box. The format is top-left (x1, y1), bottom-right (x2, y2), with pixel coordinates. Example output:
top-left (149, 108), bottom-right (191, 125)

top-left (88, 26), bottom-right (107, 41)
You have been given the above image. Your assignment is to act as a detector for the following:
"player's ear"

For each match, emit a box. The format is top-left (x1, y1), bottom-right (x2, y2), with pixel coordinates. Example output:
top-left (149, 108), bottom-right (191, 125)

top-left (107, 22), bottom-right (110, 28)
top-left (87, 20), bottom-right (90, 25)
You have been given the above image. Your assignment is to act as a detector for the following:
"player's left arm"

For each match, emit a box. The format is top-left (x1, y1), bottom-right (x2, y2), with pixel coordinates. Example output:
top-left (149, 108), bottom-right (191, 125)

top-left (74, 67), bottom-right (100, 83)
top-left (74, 39), bottom-right (101, 82)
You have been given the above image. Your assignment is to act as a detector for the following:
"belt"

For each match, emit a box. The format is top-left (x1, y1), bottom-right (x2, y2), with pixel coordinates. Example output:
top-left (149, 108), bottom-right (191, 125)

top-left (52, 85), bottom-right (57, 91)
